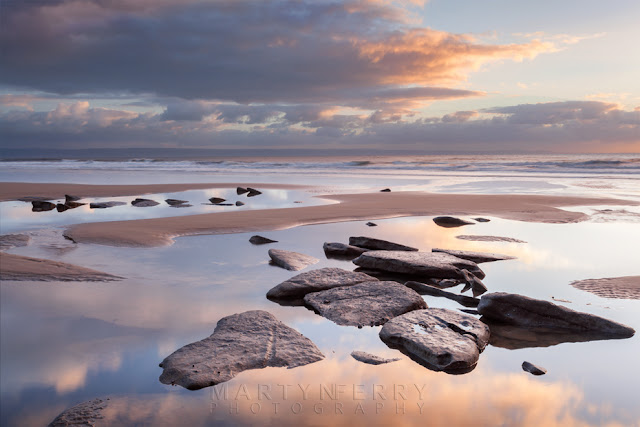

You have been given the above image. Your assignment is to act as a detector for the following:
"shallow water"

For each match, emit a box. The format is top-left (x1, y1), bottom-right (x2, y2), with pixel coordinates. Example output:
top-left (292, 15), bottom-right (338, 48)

top-left (1, 210), bottom-right (640, 426)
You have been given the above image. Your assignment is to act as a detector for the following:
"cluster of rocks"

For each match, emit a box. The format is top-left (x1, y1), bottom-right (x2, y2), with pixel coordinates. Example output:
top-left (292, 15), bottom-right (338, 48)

top-left (32, 195), bottom-right (86, 212)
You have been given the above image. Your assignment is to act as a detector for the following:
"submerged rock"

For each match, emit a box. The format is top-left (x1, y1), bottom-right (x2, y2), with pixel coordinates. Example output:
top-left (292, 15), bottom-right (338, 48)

top-left (304, 281), bottom-right (427, 327)
top-left (268, 249), bottom-right (319, 271)
top-left (55, 203), bottom-right (69, 212)
top-left (131, 198), bottom-right (160, 207)
top-left (456, 235), bottom-right (527, 243)
top-left (432, 248), bottom-right (516, 264)
top-left (323, 242), bottom-right (369, 258)
top-left (405, 281), bottom-right (480, 308)
top-left (267, 267), bottom-right (377, 300)
top-left (433, 216), bottom-right (475, 228)
top-left (353, 251), bottom-right (485, 281)
top-left (31, 201), bottom-right (56, 212)
top-left (522, 361), bottom-right (547, 376)
top-left (379, 308), bottom-right (490, 374)
top-left (366, 222), bottom-right (378, 227)
top-left (349, 236), bottom-right (418, 252)
top-left (0, 234), bottom-right (30, 251)
top-left (351, 351), bottom-right (400, 365)
top-left (477, 292), bottom-right (635, 337)
top-left (89, 201), bottom-right (126, 209)
top-left (49, 398), bottom-right (107, 427)
top-left (159, 310), bottom-right (324, 390)
top-left (461, 269), bottom-right (488, 297)
top-left (166, 199), bottom-right (188, 206)
top-left (208, 197), bottom-right (226, 204)
top-left (249, 235), bottom-right (278, 245)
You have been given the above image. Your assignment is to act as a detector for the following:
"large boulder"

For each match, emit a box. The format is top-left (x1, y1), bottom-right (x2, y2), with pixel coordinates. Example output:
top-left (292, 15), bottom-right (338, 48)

top-left (351, 351), bottom-right (400, 365)
top-left (64, 194), bottom-right (82, 203)
top-left (349, 236), bottom-right (418, 252)
top-left (353, 251), bottom-right (485, 280)
top-left (267, 267), bottom-right (376, 300)
top-left (165, 199), bottom-right (188, 206)
top-left (379, 308), bottom-right (490, 373)
top-left (268, 249), bottom-right (319, 271)
top-left (303, 281), bottom-right (427, 327)
top-left (405, 281), bottom-right (480, 308)
top-left (432, 248), bottom-right (516, 264)
top-left (159, 310), bottom-right (324, 390)
top-left (433, 216), bottom-right (475, 227)
top-left (477, 292), bottom-right (635, 337)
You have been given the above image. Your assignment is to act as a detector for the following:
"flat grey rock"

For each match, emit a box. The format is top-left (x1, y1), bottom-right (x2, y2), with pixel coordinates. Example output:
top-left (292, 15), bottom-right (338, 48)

top-left (456, 235), bottom-right (527, 243)
top-left (159, 310), bottom-right (324, 390)
top-left (166, 198), bottom-right (188, 205)
top-left (522, 361), bottom-right (546, 376)
top-left (0, 234), bottom-right (31, 251)
top-left (49, 398), bottom-right (107, 427)
top-left (250, 235), bottom-right (278, 245)
top-left (405, 281), bottom-right (480, 308)
top-left (433, 216), bottom-right (475, 227)
top-left (303, 281), bottom-right (427, 327)
top-left (131, 198), bottom-right (160, 207)
top-left (267, 267), bottom-right (377, 300)
top-left (90, 201), bottom-right (126, 209)
top-left (432, 248), bottom-right (516, 264)
top-left (478, 292), bottom-right (635, 337)
top-left (349, 236), bottom-right (418, 252)
top-left (351, 351), bottom-right (400, 365)
top-left (208, 197), bottom-right (226, 204)
top-left (323, 242), bottom-right (369, 258)
top-left (379, 308), bottom-right (490, 373)
top-left (268, 249), bottom-right (319, 271)
top-left (353, 251), bottom-right (485, 280)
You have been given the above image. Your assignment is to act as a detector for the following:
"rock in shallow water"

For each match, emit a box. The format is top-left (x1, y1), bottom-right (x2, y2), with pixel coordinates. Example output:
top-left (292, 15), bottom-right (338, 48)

top-left (432, 248), bottom-right (516, 264)
top-left (349, 236), bottom-right (418, 252)
top-left (522, 361), bottom-right (547, 376)
top-left (433, 216), bottom-right (475, 227)
top-left (89, 201), bottom-right (126, 209)
top-left (267, 267), bottom-right (376, 300)
top-left (379, 308), bottom-right (490, 374)
top-left (159, 310), bottom-right (324, 390)
top-left (477, 292), bottom-right (635, 337)
top-left (268, 249), bottom-right (319, 271)
top-left (304, 281), bottom-right (427, 327)
top-left (323, 242), bottom-right (369, 258)
top-left (353, 251), bottom-right (485, 280)
top-left (351, 351), bottom-right (400, 365)
top-left (249, 235), bottom-right (278, 245)
top-left (131, 198), bottom-right (160, 207)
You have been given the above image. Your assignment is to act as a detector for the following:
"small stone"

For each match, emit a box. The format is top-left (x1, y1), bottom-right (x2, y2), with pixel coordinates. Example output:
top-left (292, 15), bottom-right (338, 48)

top-left (522, 361), bottom-right (546, 376)
top-left (433, 216), bottom-right (475, 228)
top-left (209, 197), bottom-right (226, 204)
top-left (131, 198), bottom-right (160, 207)
top-left (64, 194), bottom-right (82, 203)
top-left (349, 236), bottom-right (418, 252)
top-left (235, 201), bottom-right (245, 206)
top-left (249, 235), bottom-right (278, 245)
top-left (473, 217), bottom-right (491, 222)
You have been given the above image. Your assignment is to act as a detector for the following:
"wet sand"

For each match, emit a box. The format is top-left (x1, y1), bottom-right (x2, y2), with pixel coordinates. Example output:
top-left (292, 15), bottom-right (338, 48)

top-left (0, 252), bottom-right (121, 281)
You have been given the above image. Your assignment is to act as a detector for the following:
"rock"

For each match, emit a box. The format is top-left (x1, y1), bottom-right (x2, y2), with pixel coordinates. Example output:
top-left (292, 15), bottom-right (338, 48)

top-left (159, 310), bottom-right (324, 390)
top-left (268, 249), bottom-right (319, 271)
top-left (323, 242), bottom-right (368, 258)
top-left (0, 234), bottom-right (30, 251)
top-left (165, 199), bottom-right (188, 206)
top-left (237, 187), bottom-right (249, 195)
top-left (131, 198), bottom-right (159, 207)
top-left (49, 398), bottom-right (107, 427)
top-left (89, 201), bottom-right (126, 209)
top-left (366, 222), bottom-right (377, 227)
top-left (433, 216), bottom-right (475, 228)
top-left (477, 292), bottom-right (635, 337)
top-left (63, 201), bottom-right (85, 209)
top-left (522, 361), bottom-right (546, 376)
top-left (379, 308), bottom-right (490, 374)
top-left (460, 269), bottom-right (488, 297)
top-left (235, 201), bottom-right (245, 206)
top-left (249, 235), bottom-right (278, 245)
top-left (56, 203), bottom-right (69, 212)
top-left (303, 281), bottom-right (427, 327)
top-left (405, 281), bottom-right (480, 308)
top-left (64, 194), bottom-right (82, 203)
top-left (570, 276), bottom-right (640, 300)
top-left (349, 236), bottom-right (418, 252)
top-left (31, 201), bottom-right (56, 212)
top-left (267, 267), bottom-right (377, 300)
top-left (351, 351), bottom-right (400, 365)
top-left (432, 248), bottom-right (516, 264)
top-left (456, 235), bottom-right (527, 243)
top-left (353, 251), bottom-right (485, 280)
top-left (473, 217), bottom-right (491, 222)
top-left (380, 188), bottom-right (391, 192)
top-left (247, 187), bottom-right (262, 197)
top-left (208, 197), bottom-right (226, 204)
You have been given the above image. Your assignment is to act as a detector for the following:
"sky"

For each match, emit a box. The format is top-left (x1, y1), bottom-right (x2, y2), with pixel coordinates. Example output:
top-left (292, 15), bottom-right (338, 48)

top-left (0, 0), bottom-right (639, 154)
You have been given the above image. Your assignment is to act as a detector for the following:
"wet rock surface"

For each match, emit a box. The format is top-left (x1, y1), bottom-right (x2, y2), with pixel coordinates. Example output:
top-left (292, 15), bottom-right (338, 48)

top-left (268, 249), bottom-right (319, 271)
top-left (353, 251), bottom-right (485, 280)
top-left (478, 292), bottom-right (635, 337)
top-left (432, 248), bottom-right (516, 264)
top-left (379, 308), bottom-right (490, 374)
top-left (267, 267), bottom-right (377, 300)
top-left (522, 361), bottom-right (547, 376)
top-left (349, 236), bottom-right (418, 252)
top-left (249, 235), bottom-right (278, 245)
top-left (131, 198), bottom-right (160, 207)
top-left (159, 310), bottom-right (324, 390)
top-left (165, 199), bottom-right (189, 206)
top-left (304, 281), bottom-right (427, 327)
top-left (323, 242), bottom-right (369, 258)
top-left (351, 351), bottom-right (400, 365)
top-left (49, 397), bottom-right (107, 427)
top-left (433, 216), bottom-right (475, 227)
top-left (405, 281), bottom-right (480, 308)
top-left (31, 201), bottom-right (56, 212)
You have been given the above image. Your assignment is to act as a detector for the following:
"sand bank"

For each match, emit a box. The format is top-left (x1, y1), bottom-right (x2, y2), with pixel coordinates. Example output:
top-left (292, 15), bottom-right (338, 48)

top-left (0, 182), bottom-right (304, 202)
top-left (571, 276), bottom-right (640, 300)
top-left (0, 252), bottom-right (122, 281)
top-left (63, 190), bottom-right (638, 248)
